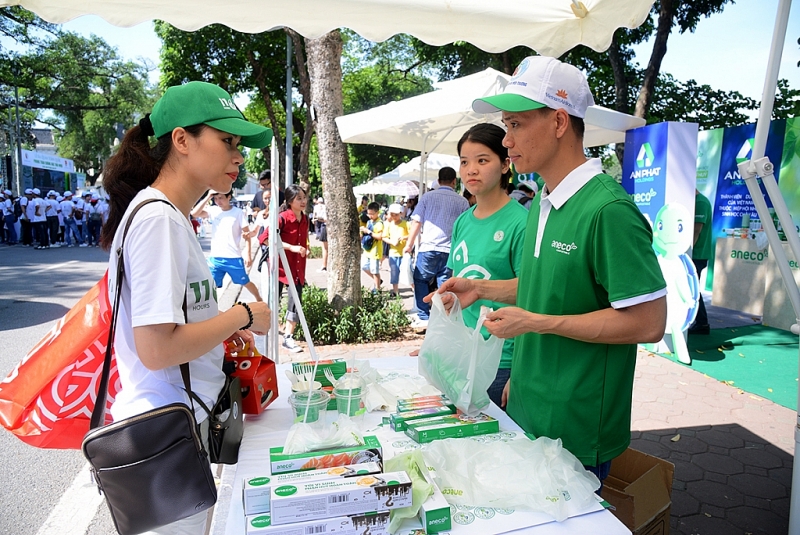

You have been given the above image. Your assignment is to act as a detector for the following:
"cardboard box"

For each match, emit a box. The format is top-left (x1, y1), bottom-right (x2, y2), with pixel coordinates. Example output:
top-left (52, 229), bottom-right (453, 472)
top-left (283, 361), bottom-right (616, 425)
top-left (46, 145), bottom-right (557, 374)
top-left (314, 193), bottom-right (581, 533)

top-left (389, 406), bottom-right (457, 431)
top-left (243, 463), bottom-right (383, 515)
top-left (269, 471), bottom-right (413, 525)
top-left (246, 511), bottom-right (390, 535)
top-left (418, 467), bottom-right (451, 533)
top-left (396, 395), bottom-right (450, 408)
top-left (601, 447), bottom-right (674, 535)
top-left (396, 400), bottom-right (456, 413)
top-left (404, 413), bottom-right (499, 443)
top-left (227, 354), bottom-right (279, 415)
top-left (269, 435), bottom-right (382, 474)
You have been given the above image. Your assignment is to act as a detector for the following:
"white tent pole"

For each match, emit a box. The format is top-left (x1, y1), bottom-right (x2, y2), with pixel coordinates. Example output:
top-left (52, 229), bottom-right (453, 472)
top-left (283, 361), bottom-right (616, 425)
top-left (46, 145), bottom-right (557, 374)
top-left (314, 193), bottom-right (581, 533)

top-left (268, 138), bottom-right (280, 363)
top-left (738, 1), bottom-right (800, 534)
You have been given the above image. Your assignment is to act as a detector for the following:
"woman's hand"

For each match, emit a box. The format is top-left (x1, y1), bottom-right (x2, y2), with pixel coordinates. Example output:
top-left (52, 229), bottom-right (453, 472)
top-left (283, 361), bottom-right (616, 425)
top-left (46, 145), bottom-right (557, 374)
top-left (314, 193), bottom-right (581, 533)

top-left (426, 277), bottom-right (480, 311)
top-left (293, 245), bottom-right (307, 257)
top-left (248, 301), bottom-right (271, 335)
top-left (225, 330), bottom-right (255, 355)
top-left (501, 379), bottom-right (510, 408)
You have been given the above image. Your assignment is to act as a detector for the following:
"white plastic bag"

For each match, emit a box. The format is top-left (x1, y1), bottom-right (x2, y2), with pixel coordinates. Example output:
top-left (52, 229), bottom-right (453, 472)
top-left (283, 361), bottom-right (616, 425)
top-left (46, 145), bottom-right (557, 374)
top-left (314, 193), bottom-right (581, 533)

top-left (283, 414), bottom-right (364, 454)
top-left (422, 436), bottom-right (601, 522)
top-left (418, 293), bottom-right (503, 415)
top-left (399, 253), bottom-right (414, 286)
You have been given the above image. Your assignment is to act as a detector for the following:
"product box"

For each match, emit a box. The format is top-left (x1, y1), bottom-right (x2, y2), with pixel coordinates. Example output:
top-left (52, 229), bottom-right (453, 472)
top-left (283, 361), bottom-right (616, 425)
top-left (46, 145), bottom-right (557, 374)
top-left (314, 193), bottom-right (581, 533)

top-left (389, 406), bottom-right (457, 431)
top-left (404, 413), bottom-right (499, 443)
top-left (246, 511), bottom-right (390, 535)
top-left (418, 468), bottom-right (451, 533)
top-left (243, 463), bottom-right (383, 515)
top-left (396, 395), bottom-right (449, 408)
top-left (269, 435), bottom-right (383, 474)
top-left (396, 400), bottom-right (456, 413)
top-left (269, 471), bottom-right (413, 525)
top-left (601, 447), bottom-right (674, 535)
top-left (292, 359), bottom-right (347, 387)
top-left (225, 351), bottom-right (279, 415)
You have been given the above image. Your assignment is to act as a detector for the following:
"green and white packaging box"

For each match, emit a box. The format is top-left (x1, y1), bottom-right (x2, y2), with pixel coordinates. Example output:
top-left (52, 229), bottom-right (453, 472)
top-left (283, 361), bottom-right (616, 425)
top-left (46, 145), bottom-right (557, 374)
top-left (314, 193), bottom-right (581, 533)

top-left (246, 510), bottom-right (390, 535)
top-left (419, 468), bottom-right (451, 533)
top-left (396, 400), bottom-right (456, 414)
top-left (291, 360), bottom-right (347, 387)
top-left (396, 394), bottom-right (450, 408)
top-left (389, 406), bottom-right (457, 431)
top-left (269, 435), bottom-right (382, 474)
top-left (269, 471), bottom-right (413, 526)
top-left (242, 462), bottom-right (383, 515)
top-left (404, 413), bottom-right (499, 443)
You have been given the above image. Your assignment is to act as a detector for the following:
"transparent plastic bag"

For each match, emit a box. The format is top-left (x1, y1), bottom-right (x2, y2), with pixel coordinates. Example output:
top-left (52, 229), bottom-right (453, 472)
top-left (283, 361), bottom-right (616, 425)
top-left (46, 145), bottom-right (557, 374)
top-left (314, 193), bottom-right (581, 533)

top-left (418, 293), bottom-right (503, 415)
top-left (399, 253), bottom-right (414, 286)
top-left (283, 414), bottom-right (365, 455)
top-left (422, 436), bottom-right (601, 522)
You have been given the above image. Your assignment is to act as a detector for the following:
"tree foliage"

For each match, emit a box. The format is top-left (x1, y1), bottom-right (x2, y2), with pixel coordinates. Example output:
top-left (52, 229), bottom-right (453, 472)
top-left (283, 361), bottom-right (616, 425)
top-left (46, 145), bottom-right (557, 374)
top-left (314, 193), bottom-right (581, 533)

top-left (0, 8), bottom-right (152, 180)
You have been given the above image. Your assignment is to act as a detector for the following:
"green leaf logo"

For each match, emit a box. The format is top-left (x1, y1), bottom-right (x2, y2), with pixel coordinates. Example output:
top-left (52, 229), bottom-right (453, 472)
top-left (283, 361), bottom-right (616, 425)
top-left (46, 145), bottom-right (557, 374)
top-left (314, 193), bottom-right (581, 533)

top-left (274, 485), bottom-right (298, 497)
top-left (736, 138), bottom-right (755, 164)
top-left (636, 143), bottom-right (655, 168)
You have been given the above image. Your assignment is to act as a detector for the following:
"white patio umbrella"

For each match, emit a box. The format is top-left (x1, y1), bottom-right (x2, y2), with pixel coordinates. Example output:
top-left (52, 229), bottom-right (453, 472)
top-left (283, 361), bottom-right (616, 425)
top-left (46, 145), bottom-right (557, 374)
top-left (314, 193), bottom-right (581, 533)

top-left (384, 180), bottom-right (420, 198)
top-left (6, 1), bottom-right (655, 57)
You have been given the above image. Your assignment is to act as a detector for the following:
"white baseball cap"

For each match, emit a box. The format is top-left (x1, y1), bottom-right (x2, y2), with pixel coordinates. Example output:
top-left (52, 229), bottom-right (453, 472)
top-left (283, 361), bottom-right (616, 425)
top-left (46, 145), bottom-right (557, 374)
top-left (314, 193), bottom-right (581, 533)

top-left (473, 56), bottom-right (595, 119)
top-left (63, 190), bottom-right (73, 197)
top-left (387, 203), bottom-right (403, 214)
top-left (518, 180), bottom-right (539, 195)
top-left (24, 188), bottom-right (33, 194)
top-left (3, 189), bottom-right (11, 196)
top-left (32, 187), bottom-right (41, 195)
top-left (47, 190), bottom-right (57, 197)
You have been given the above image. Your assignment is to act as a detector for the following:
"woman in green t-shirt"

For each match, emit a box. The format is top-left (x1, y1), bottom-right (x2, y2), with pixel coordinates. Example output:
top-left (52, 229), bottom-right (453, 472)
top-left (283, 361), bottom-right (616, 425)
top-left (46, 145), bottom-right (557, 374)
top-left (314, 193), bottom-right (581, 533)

top-left (449, 124), bottom-right (528, 409)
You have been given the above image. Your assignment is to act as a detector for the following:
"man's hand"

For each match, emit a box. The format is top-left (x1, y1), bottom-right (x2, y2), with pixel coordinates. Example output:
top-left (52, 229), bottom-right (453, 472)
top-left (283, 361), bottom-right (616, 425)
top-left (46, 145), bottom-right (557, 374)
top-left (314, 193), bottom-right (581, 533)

top-left (501, 379), bottom-right (510, 408)
top-left (244, 257), bottom-right (252, 270)
top-left (425, 277), bottom-right (481, 311)
top-left (484, 307), bottom-right (536, 339)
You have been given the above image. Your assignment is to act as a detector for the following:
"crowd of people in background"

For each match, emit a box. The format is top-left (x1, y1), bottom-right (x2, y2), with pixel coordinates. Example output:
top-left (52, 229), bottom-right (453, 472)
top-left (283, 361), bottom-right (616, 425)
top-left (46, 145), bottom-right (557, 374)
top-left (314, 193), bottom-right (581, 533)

top-left (1, 187), bottom-right (109, 249)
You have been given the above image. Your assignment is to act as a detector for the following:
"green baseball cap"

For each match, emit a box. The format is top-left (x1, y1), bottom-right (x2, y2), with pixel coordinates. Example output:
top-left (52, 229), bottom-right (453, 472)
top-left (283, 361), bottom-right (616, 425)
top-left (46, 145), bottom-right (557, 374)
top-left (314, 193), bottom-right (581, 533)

top-left (151, 81), bottom-right (273, 149)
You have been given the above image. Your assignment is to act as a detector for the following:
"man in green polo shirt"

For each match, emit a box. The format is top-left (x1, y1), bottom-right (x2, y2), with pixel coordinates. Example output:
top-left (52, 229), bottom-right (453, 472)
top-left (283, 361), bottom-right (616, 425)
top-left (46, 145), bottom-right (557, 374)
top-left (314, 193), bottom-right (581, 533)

top-left (689, 190), bottom-right (713, 334)
top-left (433, 56), bottom-right (667, 485)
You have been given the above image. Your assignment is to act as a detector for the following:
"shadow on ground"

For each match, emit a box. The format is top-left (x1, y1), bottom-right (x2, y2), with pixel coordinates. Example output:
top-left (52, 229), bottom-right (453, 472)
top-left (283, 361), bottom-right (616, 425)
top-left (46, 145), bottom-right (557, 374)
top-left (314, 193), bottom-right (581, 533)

top-left (633, 424), bottom-right (790, 535)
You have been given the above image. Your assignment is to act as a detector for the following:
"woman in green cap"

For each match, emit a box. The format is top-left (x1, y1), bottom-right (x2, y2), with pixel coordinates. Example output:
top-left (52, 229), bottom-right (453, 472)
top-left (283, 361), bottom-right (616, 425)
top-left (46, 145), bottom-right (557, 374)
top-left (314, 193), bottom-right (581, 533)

top-left (99, 81), bottom-right (273, 534)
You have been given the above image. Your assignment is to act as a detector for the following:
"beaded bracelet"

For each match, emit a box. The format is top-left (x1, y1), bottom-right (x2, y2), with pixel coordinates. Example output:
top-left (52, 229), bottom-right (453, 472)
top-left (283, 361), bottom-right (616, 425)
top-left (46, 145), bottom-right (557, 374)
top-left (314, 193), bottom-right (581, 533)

top-left (237, 301), bottom-right (254, 330)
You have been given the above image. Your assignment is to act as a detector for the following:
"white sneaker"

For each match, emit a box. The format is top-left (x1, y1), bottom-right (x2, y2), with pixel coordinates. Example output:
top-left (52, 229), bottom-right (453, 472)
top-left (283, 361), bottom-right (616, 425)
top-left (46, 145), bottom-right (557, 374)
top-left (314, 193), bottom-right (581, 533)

top-left (79, 243), bottom-right (89, 247)
top-left (410, 318), bottom-right (428, 329)
top-left (281, 335), bottom-right (303, 353)
top-left (50, 243), bottom-right (61, 248)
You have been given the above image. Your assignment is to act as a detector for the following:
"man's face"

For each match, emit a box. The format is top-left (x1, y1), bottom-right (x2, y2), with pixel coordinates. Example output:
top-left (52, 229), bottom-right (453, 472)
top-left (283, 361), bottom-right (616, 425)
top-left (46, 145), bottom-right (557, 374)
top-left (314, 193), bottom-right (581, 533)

top-left (367, 209), bottom-right (379, 221)
top-left (501, 109), bottom-right (558, 175)
top-left (259, 179), bottom-right (270, 190)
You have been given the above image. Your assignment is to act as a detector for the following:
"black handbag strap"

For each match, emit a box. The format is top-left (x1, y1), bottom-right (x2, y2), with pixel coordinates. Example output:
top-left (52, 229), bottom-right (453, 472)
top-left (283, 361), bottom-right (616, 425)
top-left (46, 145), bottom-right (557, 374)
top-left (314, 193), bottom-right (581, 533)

top-left (90, 198), bottom-right (195, 430)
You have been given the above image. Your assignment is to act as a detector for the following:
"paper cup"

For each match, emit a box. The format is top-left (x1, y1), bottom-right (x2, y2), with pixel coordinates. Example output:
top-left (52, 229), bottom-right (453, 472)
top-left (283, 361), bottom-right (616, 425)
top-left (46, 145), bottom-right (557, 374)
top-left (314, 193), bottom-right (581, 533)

top-left (288, 389), bottom-right (330, 426)
top-left (292, 380), bottom-right (322, 392)
top-left (333, 387), bottom-right (366, 419)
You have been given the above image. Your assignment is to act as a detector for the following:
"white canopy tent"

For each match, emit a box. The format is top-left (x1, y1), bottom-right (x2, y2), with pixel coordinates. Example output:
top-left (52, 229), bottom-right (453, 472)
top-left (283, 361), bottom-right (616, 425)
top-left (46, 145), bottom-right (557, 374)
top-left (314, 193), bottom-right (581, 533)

top-left (373, 154), bottom-right (461, 187)
top-left (11, 0), bottom-right (800, 531)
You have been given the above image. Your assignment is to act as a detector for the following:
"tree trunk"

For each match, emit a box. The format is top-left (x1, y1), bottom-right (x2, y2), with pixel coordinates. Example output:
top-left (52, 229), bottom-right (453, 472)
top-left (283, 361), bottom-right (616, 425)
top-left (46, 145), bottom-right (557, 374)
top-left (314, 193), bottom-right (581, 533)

top-left (607, 31), bottom-right (629, 165)
top-left (305, 30), bottom-right (361, 310)
top-left (634, 0), bottom-right (675, 118)
top-left (288, 29), bottom-right (315, 183)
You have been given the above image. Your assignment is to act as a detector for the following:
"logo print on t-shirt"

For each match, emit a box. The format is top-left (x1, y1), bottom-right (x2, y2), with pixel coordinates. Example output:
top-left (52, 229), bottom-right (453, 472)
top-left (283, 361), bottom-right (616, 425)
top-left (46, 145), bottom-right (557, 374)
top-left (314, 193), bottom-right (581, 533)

top-left (494, 231), bottom-right (504, 242)
top-left (453, 240), bottom-right (492, 279)
top-left (551, 240), bottom-right (578, 255)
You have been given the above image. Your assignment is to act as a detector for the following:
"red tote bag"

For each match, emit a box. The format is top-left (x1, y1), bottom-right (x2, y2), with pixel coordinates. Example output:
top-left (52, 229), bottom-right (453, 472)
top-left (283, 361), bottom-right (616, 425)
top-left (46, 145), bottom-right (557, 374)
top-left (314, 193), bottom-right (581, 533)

top-left (0, 272), bottom-right (118, 449)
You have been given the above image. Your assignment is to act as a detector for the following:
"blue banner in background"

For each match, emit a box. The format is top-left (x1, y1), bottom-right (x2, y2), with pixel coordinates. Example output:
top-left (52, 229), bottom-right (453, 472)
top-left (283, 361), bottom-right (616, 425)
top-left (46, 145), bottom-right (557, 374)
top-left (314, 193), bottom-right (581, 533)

top-left (622, 122), bottom-right (669, 225)
top-left (712, 120), bottom-right (786, 238)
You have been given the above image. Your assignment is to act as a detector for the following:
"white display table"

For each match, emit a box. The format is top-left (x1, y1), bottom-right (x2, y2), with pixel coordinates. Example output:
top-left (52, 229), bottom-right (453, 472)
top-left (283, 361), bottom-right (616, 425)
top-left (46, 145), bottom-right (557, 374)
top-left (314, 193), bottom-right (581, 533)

top-left (220, 357), bottom-right (631, 535)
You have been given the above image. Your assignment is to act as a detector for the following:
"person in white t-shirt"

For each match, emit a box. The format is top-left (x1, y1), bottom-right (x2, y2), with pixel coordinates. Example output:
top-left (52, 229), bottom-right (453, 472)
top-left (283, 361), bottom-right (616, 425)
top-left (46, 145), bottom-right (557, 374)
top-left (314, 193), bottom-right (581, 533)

top-left (31, 188), bottom-right (49, 249)
top-left (98, 81), bottom-right (272, 535)
top-left (19, 189), bottom-right (32, 246)
top-left (45, 191), bottom-right (61, 247)
top-left (191, 189), bottom-right (263, 302)
top-left (2, 190), bottom-right (16, 245)
top-left (59, 191), bottom-right (84, 246)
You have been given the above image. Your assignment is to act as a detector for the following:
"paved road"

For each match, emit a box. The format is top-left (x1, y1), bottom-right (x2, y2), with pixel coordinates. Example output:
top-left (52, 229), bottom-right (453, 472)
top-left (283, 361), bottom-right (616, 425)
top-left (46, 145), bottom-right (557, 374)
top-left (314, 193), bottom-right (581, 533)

top-left (0, 244), bottom-right (111, 535)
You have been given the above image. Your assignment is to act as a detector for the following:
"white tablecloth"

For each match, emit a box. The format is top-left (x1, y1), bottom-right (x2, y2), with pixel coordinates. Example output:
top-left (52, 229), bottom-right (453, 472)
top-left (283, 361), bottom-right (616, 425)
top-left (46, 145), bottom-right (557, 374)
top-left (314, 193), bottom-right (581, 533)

top-left (221, 357), bottom-right (630, 535)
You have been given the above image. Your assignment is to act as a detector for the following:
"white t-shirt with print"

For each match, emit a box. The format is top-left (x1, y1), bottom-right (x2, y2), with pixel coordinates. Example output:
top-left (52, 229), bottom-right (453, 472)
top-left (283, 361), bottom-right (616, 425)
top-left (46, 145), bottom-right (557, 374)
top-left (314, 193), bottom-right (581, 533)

top-left (206, 205), bottom-right (247, 259)
top-left (109, 187), bottom-right (225, 423)
top-left (31, 198), bottom-right (47, 222)
top-left (60, 199), bottom-right (74, 218)
top-left (2, 198), bottom-right (12, 217)
top-left (45, 198), bottom-right (59, 217)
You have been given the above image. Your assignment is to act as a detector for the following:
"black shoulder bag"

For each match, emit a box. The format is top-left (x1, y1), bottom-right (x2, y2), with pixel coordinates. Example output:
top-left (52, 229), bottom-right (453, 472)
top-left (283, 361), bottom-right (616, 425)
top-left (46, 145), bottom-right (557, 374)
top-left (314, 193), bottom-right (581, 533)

top-left (81, 199), bottom-right (217, 535)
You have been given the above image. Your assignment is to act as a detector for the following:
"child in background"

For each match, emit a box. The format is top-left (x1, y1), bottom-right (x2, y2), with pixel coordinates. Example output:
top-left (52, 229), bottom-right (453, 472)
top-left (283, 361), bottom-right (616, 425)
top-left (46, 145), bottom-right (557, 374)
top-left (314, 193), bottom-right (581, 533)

top-left (360, 201), bottom-right (384, 292)
top-left (382, 203), bottom-right (409, 297)
top-left (277, 184), bottom-right (309, 353)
